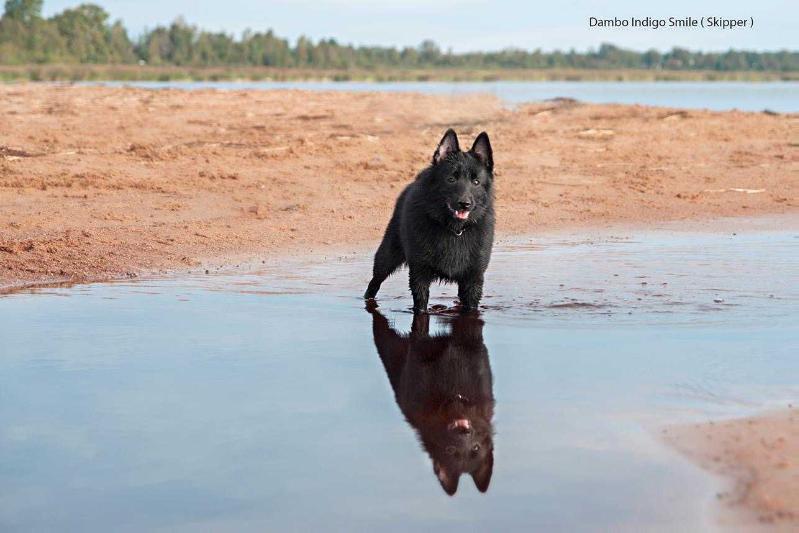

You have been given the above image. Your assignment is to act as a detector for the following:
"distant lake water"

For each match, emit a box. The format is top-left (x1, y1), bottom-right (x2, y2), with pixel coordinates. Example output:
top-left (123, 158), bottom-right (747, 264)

top-left (91, 80), bottom-right (798, 112)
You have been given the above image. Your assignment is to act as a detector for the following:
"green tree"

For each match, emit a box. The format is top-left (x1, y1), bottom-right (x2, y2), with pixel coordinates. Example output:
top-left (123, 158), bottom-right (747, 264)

top-left (51, 4), bottom-right (132, 63)
top-left (167, 17), bottom-right (195, 65)
top-left (4, 0), bottom-right (42, 23)
top-left (1, 1), bottom-right (797, 72)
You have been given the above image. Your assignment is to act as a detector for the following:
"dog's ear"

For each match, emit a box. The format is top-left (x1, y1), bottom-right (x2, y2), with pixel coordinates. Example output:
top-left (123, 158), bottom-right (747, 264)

top-left (433, 460), bottom-right (459, 496)
top-left (432, 129), bottom-right (460, 165)
top-left (471, 448), bottom-right (493, 493)
top-left (470, 132), bottom-right (493, 171)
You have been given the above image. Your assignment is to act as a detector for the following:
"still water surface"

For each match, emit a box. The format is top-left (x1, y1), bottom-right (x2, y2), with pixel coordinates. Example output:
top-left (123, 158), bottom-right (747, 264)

top-left (91, 80), bottom-right (799, 112)
top-left (1, 225), bottom-right (797, 531)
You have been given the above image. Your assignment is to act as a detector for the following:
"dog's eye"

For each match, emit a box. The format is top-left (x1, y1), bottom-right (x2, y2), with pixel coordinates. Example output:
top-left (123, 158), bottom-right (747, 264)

top-left (447, 176), bottom-right (457, 183)
top-left (472, 444), bottom-right (480, 452)
top-left (472, 179), bottom-right (480, 185)
top-left (446, 446), bottom-right (457, 455)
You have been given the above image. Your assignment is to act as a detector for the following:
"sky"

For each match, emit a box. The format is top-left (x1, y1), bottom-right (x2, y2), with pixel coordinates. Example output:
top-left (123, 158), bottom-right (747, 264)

top-left (42, 0), bottom-right (798, 53)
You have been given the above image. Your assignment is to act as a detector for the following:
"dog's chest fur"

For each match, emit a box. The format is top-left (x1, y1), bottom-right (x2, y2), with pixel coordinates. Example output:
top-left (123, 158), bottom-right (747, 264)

top-left (428, 233), bottom-right (482, 279)
top-left (402, 216), bottom-right (486, 280)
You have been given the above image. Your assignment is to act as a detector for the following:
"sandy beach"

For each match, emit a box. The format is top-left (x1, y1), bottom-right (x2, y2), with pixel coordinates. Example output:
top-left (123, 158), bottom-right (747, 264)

top-left (1, 84), bottom-right (796, 291)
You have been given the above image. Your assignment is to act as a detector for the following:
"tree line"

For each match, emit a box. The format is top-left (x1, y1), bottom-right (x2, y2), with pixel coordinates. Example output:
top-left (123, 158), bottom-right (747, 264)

top-left (1, 1), bottom-right (797, 71)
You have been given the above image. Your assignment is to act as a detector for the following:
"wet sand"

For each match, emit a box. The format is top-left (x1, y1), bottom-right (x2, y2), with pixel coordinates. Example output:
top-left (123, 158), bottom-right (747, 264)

top-left (665, 409), bottom-right (799, 529)
top-left (1, 84), bottom-right (797, 290)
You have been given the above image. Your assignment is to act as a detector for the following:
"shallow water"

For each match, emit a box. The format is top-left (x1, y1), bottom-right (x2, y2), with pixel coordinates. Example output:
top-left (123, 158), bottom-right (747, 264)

top-left (89, 80), bottom-right (799, 112)
top-left (1, 226), bottom-right (797, 531)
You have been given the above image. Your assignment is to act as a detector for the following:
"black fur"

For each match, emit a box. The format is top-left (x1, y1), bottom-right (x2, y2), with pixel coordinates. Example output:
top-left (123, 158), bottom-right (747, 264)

top-left (364, 129), bottom-right (495, 313)
top-left (367, 303), bottom-right (494, 495)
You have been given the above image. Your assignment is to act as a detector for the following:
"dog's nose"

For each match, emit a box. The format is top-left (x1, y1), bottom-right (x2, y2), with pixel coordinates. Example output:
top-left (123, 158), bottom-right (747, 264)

top-left (458, 200), bottom-right (472, 210)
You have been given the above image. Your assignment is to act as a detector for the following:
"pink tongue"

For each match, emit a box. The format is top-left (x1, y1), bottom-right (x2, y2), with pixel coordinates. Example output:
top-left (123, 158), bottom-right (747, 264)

top-left (455, 210), bottom-right (469, 220)
top-left (448, 419), bottom-right (472, 431)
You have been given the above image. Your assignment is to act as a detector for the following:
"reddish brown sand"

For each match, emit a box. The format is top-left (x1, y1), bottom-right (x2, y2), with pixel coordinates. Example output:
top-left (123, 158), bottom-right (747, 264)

top-left (665, 409), bottom-right (799, 530)
top-left (1, 84), bottom-right (797, 290)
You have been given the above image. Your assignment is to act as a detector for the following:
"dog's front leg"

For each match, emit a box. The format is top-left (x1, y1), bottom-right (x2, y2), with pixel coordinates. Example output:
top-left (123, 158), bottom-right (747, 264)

top-left (408, 265), bottom-right (433, 314)
top-left (458, 275), bottom-right (484, 313)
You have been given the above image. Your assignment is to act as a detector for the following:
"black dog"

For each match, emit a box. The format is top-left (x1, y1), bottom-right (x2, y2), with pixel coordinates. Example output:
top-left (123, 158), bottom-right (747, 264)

top-left (368, 304), bottom-right (495, 495)
top-left (364, 129), bottom-right (495, 313)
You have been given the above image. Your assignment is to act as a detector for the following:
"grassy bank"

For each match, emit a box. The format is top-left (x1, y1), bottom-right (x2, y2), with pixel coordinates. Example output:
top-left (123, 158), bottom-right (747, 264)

top-left (1, 64), bottom-right (796, 83)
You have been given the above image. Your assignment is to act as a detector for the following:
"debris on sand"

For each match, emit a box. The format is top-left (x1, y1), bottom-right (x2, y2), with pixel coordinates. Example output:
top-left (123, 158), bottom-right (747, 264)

top-left (1, 145), bottom-right (41, 160)
top-left (577, 128), bottom-right (615, 139)
top-left (704, 188), bottom-right (766, 194)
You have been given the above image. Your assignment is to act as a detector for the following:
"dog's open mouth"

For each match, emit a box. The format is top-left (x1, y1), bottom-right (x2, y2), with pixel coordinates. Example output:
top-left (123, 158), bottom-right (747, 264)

top-left (447, 418), bottom-right (472, 432)
top-left (448, 204), bottom-right (471, 220)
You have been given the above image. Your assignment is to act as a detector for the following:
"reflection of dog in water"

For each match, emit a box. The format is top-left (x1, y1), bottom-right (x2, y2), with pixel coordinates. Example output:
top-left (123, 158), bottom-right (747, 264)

top-left (367, 304), bottom-right (494, 495)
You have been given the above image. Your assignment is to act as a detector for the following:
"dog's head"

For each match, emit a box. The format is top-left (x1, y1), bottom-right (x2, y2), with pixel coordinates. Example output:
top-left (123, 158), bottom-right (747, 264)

top-left (426, 404), bottom-right (495, 496)
top-left (425, 129), bottom-right (494, 228)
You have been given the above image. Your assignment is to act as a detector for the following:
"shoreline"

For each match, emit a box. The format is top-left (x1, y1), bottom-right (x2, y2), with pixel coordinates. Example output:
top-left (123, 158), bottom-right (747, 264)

top-left (2, 212), bottom-right (796, 295)
top-left (6, 213), bottom-right (796, 529)
top-left (1, 85), bottom-right (796, 293)
top-left (2, 65), bottom-right (797, 83)
top-left (1, 221), bottom-right (795, 530)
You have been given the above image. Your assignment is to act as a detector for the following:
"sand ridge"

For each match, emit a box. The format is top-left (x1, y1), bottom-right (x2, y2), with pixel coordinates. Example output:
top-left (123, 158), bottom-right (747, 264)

top-left (664, 409), bottom-right (799, 529)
